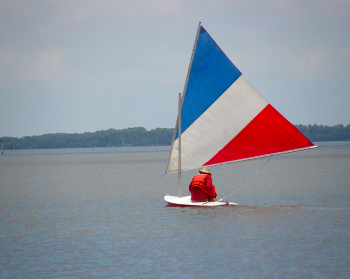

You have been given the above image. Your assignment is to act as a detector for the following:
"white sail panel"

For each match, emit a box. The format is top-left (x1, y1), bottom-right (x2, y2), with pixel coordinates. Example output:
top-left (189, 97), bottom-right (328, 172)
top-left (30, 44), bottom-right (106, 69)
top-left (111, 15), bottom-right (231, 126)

top-left (167, 75), bottom-right (268, 173)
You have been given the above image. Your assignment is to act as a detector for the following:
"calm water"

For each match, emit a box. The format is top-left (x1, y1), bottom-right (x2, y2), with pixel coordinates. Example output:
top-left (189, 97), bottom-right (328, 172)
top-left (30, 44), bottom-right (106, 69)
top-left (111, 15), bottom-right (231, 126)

top-left (0, 142), bottom-right (349, 278)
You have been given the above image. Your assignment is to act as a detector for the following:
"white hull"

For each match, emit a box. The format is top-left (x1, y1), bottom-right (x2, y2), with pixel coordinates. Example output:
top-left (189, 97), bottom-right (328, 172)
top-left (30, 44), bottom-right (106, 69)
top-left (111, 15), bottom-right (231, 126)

top-left (164, 195), bottom-right (237, 207)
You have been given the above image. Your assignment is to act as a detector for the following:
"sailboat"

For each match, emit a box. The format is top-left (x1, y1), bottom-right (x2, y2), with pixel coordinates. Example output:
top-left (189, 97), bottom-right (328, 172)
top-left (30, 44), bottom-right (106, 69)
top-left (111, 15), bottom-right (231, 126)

top-left (164, 23), bottom-right (317, 207)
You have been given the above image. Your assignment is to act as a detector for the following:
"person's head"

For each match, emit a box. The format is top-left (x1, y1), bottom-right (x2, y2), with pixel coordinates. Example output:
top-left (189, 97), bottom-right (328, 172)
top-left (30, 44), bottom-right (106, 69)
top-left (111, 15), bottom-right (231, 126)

top-left (199, 167), bottom-right (211, 175)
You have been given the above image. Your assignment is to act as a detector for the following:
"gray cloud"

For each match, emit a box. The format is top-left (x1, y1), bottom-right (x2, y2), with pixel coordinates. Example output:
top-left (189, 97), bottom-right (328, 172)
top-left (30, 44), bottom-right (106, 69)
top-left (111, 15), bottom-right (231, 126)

top-left (1, 0), bottom-right (349, 137)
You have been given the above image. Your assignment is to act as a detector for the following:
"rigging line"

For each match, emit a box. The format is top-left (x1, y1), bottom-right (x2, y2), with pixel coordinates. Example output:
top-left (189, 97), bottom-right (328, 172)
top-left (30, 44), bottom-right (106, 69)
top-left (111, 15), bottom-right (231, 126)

top-left (190, 43), bottom-right (216, 70)
top-left (218, 155), bottom-right (273, 201)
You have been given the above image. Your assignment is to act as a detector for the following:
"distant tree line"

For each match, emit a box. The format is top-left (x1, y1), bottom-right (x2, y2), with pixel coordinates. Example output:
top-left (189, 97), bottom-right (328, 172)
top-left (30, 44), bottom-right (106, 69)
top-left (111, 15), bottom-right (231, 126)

top-left (1, 124), bottom-right (349, 150)
top-left (0, 127), bottom-right (174, 150)
top-left (294, 124), bottom-right (350, 142)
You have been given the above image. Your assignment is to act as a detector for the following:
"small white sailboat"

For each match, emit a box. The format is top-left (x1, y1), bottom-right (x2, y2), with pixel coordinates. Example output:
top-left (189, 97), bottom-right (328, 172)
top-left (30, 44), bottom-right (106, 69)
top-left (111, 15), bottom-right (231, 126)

top-left (164, 23), bottom-right (316, 207)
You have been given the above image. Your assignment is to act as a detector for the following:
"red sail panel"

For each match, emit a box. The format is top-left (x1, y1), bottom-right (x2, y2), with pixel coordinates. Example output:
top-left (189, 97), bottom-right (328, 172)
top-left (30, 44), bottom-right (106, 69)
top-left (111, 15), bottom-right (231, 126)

top-left (204, 104), bottom-right (314, 165)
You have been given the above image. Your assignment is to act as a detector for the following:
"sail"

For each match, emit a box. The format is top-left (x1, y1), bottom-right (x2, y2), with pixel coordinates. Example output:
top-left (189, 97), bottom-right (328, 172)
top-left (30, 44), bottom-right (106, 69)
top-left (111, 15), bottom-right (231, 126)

top-left (166, 23), bottom-right (316, 174)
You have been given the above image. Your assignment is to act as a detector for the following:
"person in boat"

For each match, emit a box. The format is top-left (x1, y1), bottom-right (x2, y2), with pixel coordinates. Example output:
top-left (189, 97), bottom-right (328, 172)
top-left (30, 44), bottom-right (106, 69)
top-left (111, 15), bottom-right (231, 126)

top-left (189, 167), bottom-right (217, 202)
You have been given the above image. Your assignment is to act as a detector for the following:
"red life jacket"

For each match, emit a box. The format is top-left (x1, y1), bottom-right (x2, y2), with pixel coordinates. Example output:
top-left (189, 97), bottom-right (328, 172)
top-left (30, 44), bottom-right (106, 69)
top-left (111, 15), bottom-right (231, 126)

top-left (189, 174), bottom-right (210, 196)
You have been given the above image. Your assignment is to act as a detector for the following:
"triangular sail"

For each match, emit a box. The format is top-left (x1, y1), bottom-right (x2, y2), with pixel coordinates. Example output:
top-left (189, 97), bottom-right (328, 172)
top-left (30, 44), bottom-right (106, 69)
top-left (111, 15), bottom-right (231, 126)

top-left (166, 23), bottom-right (316, 174)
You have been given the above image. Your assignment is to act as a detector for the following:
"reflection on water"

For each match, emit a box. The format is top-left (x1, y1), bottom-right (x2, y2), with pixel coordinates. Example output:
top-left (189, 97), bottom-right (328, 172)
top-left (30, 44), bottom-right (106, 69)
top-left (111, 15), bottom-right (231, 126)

top-left (0, 142), bottom-right (349, 278)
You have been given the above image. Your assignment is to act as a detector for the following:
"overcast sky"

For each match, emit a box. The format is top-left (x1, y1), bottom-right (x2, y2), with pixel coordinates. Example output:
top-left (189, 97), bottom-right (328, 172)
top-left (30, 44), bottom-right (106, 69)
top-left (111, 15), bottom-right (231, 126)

top-left (1, 0), bottom-right (349, 138)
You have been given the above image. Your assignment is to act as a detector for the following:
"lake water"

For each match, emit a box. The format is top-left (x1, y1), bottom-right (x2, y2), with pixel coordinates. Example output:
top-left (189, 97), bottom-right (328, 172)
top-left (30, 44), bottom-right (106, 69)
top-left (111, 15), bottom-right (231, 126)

top-left (0, 142), bottom-right (349, 278)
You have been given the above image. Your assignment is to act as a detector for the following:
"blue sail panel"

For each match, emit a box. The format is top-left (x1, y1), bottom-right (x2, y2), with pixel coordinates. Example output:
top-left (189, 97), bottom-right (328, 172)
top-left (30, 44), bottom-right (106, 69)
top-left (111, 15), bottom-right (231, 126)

top-left (178, 26), bottom-right (242, 137)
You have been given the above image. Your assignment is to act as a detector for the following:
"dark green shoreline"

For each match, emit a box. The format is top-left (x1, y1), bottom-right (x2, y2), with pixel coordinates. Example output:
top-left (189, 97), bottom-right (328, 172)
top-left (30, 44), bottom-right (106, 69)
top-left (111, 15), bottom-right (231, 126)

top-left (1, 124), bottom-right (349, 150)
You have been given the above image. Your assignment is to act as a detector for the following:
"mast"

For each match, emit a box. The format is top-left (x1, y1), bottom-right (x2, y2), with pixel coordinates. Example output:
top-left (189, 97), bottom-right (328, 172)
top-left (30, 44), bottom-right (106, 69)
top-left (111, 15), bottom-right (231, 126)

top-left (176, 22), bottom-right (201, 195)
top-left (181, 22), bottom-right (202, 101)
top-left (165, 22), bottom-right (202, 174)
top-left (178, 93), bottom-right (182, 197)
